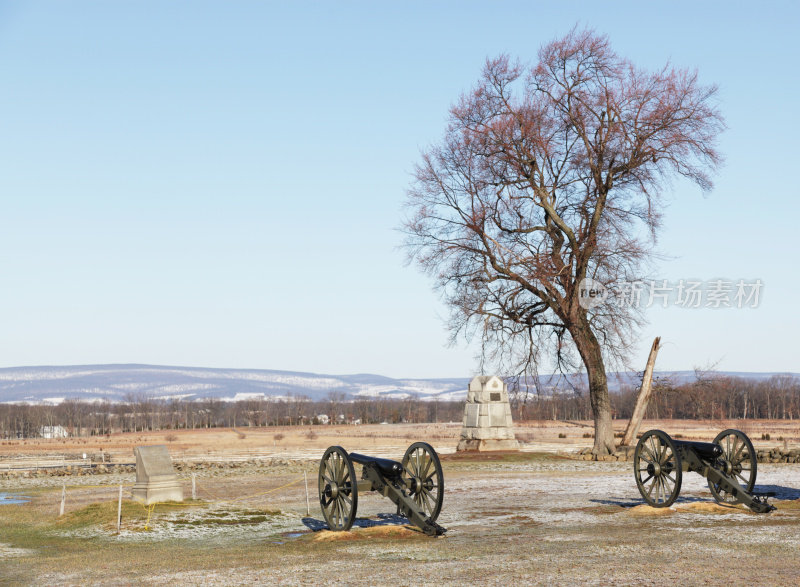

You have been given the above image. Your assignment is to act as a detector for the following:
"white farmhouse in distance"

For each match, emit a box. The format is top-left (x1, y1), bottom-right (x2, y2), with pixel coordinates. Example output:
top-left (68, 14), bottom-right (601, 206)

top-left (40, 426), bottom-right (68, 439)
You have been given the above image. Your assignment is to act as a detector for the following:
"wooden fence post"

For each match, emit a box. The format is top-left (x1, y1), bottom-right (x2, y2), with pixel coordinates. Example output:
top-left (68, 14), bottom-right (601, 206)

top-left (304, 471), bottom-right (310, 516)
top-left (117, 485), bottom-right (123, 533)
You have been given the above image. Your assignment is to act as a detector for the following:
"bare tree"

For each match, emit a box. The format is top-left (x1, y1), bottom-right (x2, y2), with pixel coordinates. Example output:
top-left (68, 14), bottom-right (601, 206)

top-left (326, 390), bottom-right (347, 425)
top-left (404, 28), bottom-right (723, 454)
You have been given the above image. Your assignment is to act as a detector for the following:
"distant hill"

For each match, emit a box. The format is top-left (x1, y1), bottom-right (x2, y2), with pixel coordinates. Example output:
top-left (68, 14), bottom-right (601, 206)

top-left (0, 364), bottom-right (469, 404)
top-left (0, 364), bottom-right (796, 404)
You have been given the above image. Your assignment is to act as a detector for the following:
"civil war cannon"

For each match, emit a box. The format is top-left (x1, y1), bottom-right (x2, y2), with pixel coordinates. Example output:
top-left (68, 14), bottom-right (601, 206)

top-left (633, 428), bottom-right (775, 513)
top-left (318, 442), bottom-right (446, 536)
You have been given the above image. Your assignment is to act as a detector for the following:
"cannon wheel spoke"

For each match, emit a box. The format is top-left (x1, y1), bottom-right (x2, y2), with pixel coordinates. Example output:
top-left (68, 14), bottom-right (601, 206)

top-left (640, 442), bottom-right (658, 465)
top-left (708, 429), bottom-right (757, 504)
top-left (402, 442), bottom-right (444, 522)
top-left (414, 489), bottom-right (431, 516)
top-left (634, 430), bottom-right (682, 508)
top-left (318, 446), bottom-right (358, 531)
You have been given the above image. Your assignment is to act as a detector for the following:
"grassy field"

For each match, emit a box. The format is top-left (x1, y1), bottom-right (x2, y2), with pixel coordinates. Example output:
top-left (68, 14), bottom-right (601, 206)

top-left (2, 422), bottom-right (800, 585)
top-left (2, 419), bottom-right (799, 463)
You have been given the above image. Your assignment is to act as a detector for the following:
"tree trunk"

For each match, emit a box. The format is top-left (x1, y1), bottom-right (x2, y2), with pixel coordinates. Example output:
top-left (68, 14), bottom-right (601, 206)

top-left (571, 317), bottom-right (616, 455)
top-left (621, 337), bottom-right (661, 447)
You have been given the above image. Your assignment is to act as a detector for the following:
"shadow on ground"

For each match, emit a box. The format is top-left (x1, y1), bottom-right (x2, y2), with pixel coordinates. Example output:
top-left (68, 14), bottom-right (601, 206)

top-left (590, 494), bottom-right (711, 508)
top-left (754, 484), bottom-right (800, 500)
top-left (591, 485), bottom-right (800, 509)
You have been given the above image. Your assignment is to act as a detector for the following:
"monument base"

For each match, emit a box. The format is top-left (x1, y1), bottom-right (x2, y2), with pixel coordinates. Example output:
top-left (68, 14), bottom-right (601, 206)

top-left (131, 477), bottom-right (183, 505)
top-left (132, 445), bottom-right (184, 505)
top-left (456, 438), bottom-right (520, 452)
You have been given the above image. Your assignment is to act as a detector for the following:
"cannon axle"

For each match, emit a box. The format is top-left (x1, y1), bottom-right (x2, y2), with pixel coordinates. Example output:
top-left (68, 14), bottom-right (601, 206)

top-left (634, 429), bottom-right (774, 513)
top-left (318, 442), bottom-right (446, 536)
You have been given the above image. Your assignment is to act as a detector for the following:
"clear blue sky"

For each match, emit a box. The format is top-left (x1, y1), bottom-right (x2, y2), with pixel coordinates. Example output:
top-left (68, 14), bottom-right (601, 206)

top-left (1, 1), bottom-right (798, 378)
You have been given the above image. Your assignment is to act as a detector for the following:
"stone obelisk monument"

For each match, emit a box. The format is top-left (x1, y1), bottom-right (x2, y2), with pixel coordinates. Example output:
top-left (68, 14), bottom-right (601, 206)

top-left (457, 375), bottom-right (519, 451)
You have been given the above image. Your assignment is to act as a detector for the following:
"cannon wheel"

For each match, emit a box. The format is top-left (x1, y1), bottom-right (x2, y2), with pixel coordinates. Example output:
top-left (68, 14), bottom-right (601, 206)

top-left (708, 429), bottom-right (757, 504)
top-left (401, 442), bottom-right (444, 521)
top-left (318, 446), bottom-right (358, 531)
top-left (634, 430), bottom-right (682, 507)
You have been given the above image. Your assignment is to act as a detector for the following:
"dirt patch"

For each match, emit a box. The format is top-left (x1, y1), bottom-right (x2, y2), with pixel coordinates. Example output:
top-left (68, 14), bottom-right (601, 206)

top-left (626, 504), bottom-right (677, 516)
top-left (625, 501), bottom-right (750, 516)
top-left (310, 525), bottom-right (425, 542)
top-left (675, 502), bottom-right (749, 515)
top-left (507, 514), bottom-right (541, 527)
top-left (563, 505), bottom-right (624, 515)
top-left (774, 499), bottom-right (800, 510)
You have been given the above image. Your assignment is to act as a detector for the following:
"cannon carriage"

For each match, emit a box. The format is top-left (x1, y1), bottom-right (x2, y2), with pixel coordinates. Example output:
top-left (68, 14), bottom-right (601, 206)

top-left (318, 442), bottom-right (446, 536)
top-left (633, 428), bottom-right (775, 513)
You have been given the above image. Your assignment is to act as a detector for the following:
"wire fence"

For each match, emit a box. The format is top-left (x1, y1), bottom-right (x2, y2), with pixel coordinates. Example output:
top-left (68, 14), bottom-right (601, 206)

top-left (50, 470), bottom-right (312, 534)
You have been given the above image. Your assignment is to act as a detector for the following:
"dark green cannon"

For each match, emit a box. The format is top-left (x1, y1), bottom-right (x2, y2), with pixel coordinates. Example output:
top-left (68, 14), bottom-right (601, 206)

top-left (317, 442), bottom-right (446, 536)
top-left (633, 428), bottom-right (775, 513)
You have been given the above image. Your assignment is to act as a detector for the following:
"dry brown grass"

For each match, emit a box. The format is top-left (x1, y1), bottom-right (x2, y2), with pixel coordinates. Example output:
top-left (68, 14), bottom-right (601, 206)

top-left (3, 419), bottom-right (798, 464)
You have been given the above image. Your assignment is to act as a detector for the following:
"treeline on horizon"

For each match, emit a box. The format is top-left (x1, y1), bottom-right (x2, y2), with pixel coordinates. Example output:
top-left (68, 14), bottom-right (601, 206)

top-left (1, 374), bottom-right (799, 439)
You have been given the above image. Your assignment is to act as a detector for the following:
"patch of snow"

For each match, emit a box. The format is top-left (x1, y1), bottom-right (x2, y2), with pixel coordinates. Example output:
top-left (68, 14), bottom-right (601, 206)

top-left (0, 543), bottom-right (34, 558)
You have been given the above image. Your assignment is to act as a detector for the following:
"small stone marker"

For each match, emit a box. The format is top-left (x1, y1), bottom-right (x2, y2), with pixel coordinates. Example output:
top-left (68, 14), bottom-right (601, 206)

top-left (457, 375), bottom-right (519, 451)
top-left (131, 445), bottom-right (183, 505)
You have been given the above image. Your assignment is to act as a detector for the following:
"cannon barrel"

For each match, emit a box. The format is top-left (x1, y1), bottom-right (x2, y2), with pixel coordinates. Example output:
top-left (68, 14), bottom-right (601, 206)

top-left (318, 443), bottom-right (446, 536)
top-left (349, 453), bottom-right (403, 478)
top-left (673, 440), bottom-right (723, 461)
top-left (634, 429), bottom-right (774, 513)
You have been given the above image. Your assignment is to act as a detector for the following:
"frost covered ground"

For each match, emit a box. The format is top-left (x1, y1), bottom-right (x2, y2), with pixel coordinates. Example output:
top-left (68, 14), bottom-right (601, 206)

top-left (3, 453), bottom-right (800, 585)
